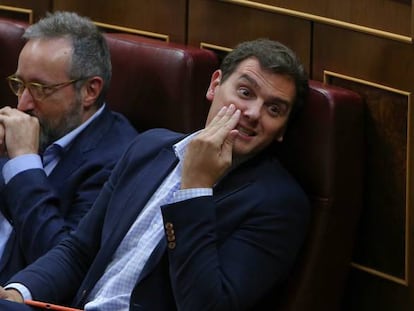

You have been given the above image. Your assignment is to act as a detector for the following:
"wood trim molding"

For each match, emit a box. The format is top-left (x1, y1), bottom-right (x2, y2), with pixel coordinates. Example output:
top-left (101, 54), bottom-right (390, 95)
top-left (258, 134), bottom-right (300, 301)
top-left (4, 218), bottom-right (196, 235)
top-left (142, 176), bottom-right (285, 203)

top-left (200, 42), bottom-right (232, 52)
top-left (219, 0), bottom-right (412, 43)
top-left (0, 5), bottom-right (33, 24)
top-left (94, 21), bottom-right (169, 42)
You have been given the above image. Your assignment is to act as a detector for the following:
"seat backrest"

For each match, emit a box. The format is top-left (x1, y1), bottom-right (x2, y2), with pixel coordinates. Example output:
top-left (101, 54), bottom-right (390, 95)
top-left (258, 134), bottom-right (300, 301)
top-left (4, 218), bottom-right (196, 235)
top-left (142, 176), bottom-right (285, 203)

top-left (0, 18), bottom-right (28, 108)
top-left (104, 33), bottom-right (219, 133)
top-left (273, 80), bottom-right (364, 311)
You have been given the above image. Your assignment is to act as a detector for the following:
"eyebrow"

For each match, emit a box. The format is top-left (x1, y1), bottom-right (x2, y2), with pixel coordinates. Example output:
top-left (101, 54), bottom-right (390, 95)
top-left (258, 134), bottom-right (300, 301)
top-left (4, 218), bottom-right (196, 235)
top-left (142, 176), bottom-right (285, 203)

top-left (238, 73), bottom-right (293, 109)
top-left (238, 73), bottom-right (259, 88)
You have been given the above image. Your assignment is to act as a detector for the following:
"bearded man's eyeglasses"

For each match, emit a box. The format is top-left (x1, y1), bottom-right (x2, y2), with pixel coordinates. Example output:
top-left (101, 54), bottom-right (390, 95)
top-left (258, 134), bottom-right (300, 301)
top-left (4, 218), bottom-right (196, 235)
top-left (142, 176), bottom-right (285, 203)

top-left (7, 75), bottom-right (84, 101)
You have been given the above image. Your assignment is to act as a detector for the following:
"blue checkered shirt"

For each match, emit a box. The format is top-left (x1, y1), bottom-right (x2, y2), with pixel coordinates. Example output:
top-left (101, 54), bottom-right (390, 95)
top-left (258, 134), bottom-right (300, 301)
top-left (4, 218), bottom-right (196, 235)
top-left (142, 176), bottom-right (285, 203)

top-left (84, 132), bottom-right (211, 311)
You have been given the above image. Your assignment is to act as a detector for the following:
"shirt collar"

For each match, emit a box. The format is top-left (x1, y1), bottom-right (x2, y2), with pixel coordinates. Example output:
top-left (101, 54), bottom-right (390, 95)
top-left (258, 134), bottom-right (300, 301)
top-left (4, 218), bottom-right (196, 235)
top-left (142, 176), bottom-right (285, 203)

top-left (173, 131), bottom-right (200, 162)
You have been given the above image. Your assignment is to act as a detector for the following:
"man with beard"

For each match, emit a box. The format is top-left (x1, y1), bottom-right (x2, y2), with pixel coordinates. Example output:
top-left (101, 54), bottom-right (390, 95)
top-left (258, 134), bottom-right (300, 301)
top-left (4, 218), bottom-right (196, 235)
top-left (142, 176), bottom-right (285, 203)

top-left (0, 11), bottom-right (137, 284)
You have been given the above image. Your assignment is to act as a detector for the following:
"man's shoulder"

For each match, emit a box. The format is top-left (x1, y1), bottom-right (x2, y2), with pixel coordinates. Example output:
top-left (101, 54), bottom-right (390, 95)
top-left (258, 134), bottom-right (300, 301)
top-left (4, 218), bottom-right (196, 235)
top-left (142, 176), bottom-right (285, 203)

top-left (101, 108), bottom-right (138, 135)
top-left (130, 128), bottom-right (184, 149)
top-left (80, 107), bottom-right (138, 145)
top-left (239, 153), bottom-right (309, 203)
top-left (140, 128), bottom-right (183, 139)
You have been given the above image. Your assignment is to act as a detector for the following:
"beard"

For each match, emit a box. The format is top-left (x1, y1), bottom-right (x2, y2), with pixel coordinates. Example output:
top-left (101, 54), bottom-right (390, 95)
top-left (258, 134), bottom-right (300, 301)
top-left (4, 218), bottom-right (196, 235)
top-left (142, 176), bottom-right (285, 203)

top-left (36, 96), bottom-right (83, 154)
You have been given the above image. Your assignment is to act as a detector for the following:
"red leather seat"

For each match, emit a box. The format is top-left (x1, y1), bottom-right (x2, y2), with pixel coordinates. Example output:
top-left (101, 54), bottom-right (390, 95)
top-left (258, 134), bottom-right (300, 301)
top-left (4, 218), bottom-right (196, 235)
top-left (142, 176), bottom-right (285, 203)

top-left (0, 18), bottom-right (27, 108)
top-left (104, 32), bottom-right (219, 133)
top-left (274, 80), bottom-right (364, 311)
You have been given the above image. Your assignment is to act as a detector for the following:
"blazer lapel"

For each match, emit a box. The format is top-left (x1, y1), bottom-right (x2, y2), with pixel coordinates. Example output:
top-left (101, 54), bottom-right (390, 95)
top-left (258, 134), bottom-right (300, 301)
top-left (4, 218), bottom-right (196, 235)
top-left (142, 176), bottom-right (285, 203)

top-left (48, 106), bottom-right (114, 182)
top-left (78, 146), bottom-right (178, 294)
top-left (135, 234), bottom-right (167, 284)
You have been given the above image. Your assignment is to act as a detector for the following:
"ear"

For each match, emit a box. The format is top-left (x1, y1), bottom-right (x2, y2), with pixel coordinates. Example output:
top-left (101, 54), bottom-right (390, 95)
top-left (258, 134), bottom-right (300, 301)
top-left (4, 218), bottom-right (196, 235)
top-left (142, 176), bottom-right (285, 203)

top-left (275, 126), bottom-right (287, 142)
top-left (82, 76), bottom-right (104, 108)
top-left (206, 69), bottom-right (222, 101)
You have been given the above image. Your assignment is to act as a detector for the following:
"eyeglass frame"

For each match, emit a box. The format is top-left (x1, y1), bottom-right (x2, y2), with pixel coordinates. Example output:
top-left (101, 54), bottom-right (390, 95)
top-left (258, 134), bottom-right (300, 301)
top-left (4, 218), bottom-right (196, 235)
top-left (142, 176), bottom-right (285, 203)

top-left (6, 75), bottom-right (86, 101)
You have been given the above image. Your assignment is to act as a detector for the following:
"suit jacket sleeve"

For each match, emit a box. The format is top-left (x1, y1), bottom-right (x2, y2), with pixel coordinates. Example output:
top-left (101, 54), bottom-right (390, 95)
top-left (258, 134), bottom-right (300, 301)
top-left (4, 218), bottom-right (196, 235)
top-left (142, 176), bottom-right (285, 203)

top-left (6, 131), bottom-right (147, 304)
top-left (0, 108), bottom-right (137, 265)
top-left (160, 155), bottom-right (311, 310)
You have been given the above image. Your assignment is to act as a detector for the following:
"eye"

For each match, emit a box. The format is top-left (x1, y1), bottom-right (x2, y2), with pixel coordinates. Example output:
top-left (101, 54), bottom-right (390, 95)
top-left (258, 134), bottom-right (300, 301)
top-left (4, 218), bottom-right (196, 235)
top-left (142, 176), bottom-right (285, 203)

top-left (267, 103), bottom-right (288, 117)
top-left (268, 104), bottom-right (281, 116)
top-left (237, 87), bottom-right (251, 98)
top-left (30, 84), bottom-right (47, 98)
top-left (39, 84), bottom-right (56, 97)
top-left (10, 79), bottom-right (24, 91)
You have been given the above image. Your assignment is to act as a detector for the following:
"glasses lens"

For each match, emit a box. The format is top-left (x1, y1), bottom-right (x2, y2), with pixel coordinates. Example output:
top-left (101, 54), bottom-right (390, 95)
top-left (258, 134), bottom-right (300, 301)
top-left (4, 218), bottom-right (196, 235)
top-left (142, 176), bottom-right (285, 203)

top-left (29, 84), bottom-right (46, 100)
top-left (8, 78), bottom-right (23, 96)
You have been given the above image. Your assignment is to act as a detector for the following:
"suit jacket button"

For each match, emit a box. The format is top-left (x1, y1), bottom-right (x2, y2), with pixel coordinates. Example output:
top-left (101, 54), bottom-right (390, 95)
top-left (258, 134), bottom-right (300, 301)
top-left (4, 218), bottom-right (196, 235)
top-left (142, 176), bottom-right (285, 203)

top-left (168, 241), bottom-right (176, 249)
top-left (165, 222), bottom-right (173, 230)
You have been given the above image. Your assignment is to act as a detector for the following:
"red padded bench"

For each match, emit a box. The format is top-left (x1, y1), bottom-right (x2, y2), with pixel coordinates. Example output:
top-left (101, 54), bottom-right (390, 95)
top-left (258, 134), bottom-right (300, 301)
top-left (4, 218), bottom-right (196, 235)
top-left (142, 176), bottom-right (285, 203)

top-left (0, 18), bottom-right (27, 107)
top-left (104, 32), bottom-right (219, 133)
top-left (273, 80), bottom-right (364, 311)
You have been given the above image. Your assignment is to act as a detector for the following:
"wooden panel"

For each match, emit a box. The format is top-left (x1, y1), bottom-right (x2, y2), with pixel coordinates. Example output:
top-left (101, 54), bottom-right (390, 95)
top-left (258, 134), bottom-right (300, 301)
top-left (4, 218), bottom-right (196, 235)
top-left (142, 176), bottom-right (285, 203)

top-left (188, 0), bottom-right (312, 73)
top-left (53, 0), bottom-right (187, 43)
top-left (223, 0), bottom-right (411, 37)
top-left (343, 270), bottom-right (412, 311)
top-left (313, 24), bottom-right (414, 310)
top-left (328, 74), bottom-right (408, 279)
top-left (312, 23), bottom-right (414, 90)
top-left (0, 0), bottom-right (51, 22)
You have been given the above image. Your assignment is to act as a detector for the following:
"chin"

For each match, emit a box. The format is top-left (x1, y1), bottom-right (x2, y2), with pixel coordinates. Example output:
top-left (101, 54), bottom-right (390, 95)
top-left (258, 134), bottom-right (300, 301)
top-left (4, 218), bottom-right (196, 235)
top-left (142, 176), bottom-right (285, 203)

top-left (232, 144), bottom-right (252, 158)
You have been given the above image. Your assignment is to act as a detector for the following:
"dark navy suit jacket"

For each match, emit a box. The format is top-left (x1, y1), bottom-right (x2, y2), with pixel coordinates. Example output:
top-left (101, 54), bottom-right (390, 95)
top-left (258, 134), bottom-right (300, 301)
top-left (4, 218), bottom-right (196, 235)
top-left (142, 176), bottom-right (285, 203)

top-left (4, 128), bottom-right (310, 311)
top-left (0, 105), bottom-right (137, 284)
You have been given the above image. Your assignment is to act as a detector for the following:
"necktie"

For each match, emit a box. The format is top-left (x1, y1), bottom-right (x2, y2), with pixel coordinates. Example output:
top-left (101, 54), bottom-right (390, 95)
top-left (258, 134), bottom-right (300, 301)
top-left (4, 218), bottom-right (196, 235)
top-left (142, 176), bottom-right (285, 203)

top-left (42, 144), bottom-right (63, 174)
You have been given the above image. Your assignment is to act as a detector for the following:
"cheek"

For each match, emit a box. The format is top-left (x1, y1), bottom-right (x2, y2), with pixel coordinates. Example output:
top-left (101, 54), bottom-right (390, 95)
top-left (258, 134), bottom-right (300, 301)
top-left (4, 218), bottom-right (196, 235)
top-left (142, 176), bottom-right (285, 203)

top-left (207, 91), bottom-right (228, 114)
top-left (36, 96), bottom-right (67, 120)
top-left (263, 117), bottom-right (287, 138)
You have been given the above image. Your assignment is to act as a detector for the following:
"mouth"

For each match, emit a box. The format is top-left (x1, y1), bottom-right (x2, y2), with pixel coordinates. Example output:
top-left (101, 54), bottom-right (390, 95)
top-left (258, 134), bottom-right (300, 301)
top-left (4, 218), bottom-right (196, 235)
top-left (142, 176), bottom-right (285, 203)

top-left (236, 124), bottom-right (256, 137)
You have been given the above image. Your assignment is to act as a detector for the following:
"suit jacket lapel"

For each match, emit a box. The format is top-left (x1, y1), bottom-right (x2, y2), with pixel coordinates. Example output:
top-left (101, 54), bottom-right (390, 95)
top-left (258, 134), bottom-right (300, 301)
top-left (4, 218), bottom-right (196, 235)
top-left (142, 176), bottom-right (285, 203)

top-left (48, 106), bottom-right (113, 182)
top-left (104, 147), bottom-right (178, 252)
top-left (78, 146), bottom-right (178, 295)
top-left (135, 233), bottom-right (167, 284)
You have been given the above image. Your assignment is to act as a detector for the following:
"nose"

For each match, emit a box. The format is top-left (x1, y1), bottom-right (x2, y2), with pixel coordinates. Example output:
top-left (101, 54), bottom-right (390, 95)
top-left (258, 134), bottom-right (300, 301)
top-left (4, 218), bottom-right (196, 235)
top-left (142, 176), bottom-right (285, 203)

top-left (16, 88), bottom-right (35, 111)
top-left (242, 99), bottom-right (262, 121)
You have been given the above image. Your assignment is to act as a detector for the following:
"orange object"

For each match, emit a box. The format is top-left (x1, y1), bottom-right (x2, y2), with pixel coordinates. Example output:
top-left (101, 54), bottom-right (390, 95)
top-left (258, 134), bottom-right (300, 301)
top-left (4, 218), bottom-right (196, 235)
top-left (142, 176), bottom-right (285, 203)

top-left (24, 299), bottom-right (83, 311)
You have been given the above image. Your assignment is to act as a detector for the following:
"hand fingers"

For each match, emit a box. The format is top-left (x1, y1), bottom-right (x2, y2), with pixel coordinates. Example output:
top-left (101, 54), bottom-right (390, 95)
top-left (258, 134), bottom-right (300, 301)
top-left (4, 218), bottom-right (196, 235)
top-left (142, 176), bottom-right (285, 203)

top-left (202, 104), bottom-right (240, 140)
top-left (0, 107), bottom-right (40, 157)
top-left (221, 129), bottom-right (238, 156)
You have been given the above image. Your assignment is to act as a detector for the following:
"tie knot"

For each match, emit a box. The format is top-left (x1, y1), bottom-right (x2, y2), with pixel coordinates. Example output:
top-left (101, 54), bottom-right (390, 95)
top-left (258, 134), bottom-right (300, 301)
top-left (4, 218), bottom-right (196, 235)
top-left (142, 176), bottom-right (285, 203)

top-left (42, 144), bottom-right (63, 167)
